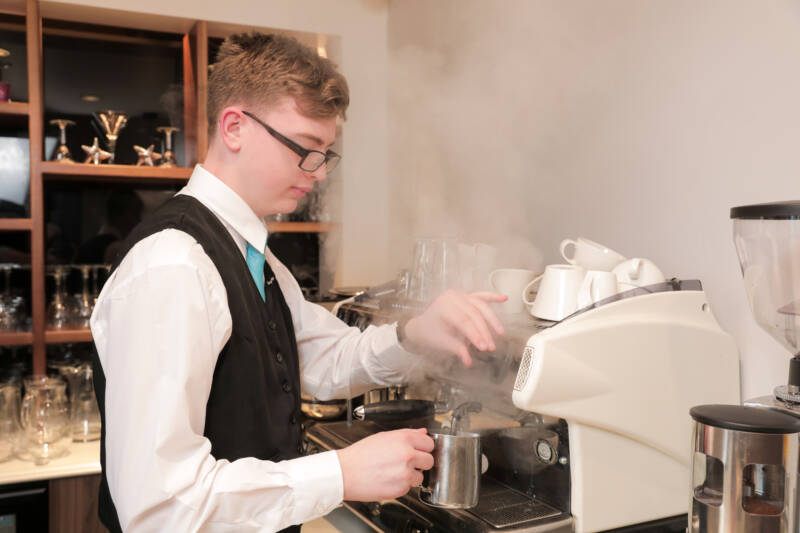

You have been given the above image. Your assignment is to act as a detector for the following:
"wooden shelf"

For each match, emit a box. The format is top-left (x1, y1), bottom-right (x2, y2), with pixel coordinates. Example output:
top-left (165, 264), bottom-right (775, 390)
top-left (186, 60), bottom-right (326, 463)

top-left (0, 102), bottom-right (30, 127)
top-left (0, 101), bottom-right (29, 116)
top-left (0, 331), bottom-right (33, 346)
top-left (267, 222), bottom-right (335, 233)
top-left (41, 161), bottom-right (192, 184)
top-left (45, 329), bottom-right (92, 344)
top-left (0, 218), bottom-right (32, 231)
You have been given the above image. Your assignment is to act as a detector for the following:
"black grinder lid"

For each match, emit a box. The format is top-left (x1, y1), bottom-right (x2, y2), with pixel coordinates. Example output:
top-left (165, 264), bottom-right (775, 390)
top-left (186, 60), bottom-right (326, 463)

top-left (691, 405), bottom-right (800, 434)
top-left (731, 201), bottom-right (800, 220)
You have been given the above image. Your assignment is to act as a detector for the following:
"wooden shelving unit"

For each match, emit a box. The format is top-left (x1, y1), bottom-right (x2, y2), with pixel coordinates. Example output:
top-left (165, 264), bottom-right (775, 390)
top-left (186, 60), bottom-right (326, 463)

top-left (4, 2), bottom-right (340, 374)
top-left (5, 0), bottom-right (210, 373)
top-left (0, 102), bottom-right (29, 127)
top-left (44, 329), bottom-right (92, 344)
top-left (41, 161), bottom-right (192, 183)
top-left (267, 221), bottom-right (335, 234)
top-left (0, 219), bottom-right (32, 231)
top-left (0, 101), bottom-right (29, 115)
top-left (0, 331), bottom-right (34, 346)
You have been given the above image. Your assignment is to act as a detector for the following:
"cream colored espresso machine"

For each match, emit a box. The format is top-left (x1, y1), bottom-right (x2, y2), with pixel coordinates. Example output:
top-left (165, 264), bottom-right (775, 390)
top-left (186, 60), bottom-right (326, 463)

top-left (511, 281), bottom-right (740, 532)
top-left (309, 279), bottom-right (740, 532)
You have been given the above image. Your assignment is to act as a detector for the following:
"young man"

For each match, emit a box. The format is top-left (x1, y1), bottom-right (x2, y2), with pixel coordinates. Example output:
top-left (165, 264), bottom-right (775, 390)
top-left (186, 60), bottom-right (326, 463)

top-left (91, 33), bottom-right (505, 532)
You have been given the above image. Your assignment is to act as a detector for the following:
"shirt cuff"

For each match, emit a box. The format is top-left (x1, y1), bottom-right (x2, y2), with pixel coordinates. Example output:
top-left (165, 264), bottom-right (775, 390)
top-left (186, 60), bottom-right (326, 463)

top-left (365, 324), bottom-right (426, 383)
top-left (285, 450), bottom-right (343, 523)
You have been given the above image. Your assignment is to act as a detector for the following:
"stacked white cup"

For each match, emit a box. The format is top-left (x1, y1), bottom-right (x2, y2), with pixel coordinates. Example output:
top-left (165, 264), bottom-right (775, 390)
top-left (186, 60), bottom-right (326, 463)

top-left (522, 238), bottom-right (666, 322)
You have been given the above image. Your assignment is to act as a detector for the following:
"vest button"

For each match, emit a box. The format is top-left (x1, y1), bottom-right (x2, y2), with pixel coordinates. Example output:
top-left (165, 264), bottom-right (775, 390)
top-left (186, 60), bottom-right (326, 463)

top-left (275, 352), bottom-right (284, 363)
top-left (297, 442), bottom-right (306, 455)
top-left (282, 381), bottom-right (292, 393)
top-left (268, 321), bottom-right (277, 330)
top-left (290, 414), bottom-right (297, 424)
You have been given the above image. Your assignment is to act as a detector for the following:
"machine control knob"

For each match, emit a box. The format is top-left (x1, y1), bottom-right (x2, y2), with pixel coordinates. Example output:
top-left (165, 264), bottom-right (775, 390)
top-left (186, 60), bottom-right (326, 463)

top-left (535, 439), bottom-right (558, 465)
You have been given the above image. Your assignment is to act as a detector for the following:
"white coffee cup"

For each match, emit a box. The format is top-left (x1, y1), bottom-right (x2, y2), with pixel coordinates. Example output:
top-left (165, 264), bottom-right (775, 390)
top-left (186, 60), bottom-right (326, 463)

top-left (522, 264), bottom-right (586, 321)
top-left (560, 238), bottom-right (626, 271)
top-left (613, 258), bottom-right (666, 287)
top-left (577, 270), bottom-right (619, 309)
top-left (489, 268), bottom-right (537, 315)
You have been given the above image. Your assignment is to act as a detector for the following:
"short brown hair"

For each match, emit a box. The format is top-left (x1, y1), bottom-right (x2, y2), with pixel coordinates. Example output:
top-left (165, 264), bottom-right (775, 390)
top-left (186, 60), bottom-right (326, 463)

top-left (208, 32), bottom-right (349, 136)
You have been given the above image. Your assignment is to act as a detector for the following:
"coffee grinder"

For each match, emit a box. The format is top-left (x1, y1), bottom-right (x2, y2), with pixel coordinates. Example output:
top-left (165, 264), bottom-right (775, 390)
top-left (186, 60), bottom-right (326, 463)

top-left (690, 201), bottom-right (800, 532)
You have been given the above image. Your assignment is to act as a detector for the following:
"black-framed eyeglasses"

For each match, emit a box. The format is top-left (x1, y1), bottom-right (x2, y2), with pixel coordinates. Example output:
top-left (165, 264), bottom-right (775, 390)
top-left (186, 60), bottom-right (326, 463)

top-left (242, 110), bottom-right (341, 173)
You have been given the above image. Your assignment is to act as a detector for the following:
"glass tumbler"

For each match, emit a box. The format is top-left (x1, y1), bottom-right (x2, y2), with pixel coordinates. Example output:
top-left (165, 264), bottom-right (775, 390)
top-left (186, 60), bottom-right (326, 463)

top-left (19, 376), bottom-right (70, 465)
top-left (0, 382), bottom-right (20, 462)
top-left (64, 362), bottom-right (100, 442)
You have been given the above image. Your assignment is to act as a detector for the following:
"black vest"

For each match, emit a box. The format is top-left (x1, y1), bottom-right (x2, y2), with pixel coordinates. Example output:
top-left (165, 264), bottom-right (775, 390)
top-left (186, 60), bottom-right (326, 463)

top-left (92, 195), bottom-right (303, 532)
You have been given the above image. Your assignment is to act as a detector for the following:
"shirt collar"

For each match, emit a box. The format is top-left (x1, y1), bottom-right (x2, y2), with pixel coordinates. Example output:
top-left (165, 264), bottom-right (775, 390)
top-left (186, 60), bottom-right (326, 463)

top-left (182, 164), bottom-right (268, 253)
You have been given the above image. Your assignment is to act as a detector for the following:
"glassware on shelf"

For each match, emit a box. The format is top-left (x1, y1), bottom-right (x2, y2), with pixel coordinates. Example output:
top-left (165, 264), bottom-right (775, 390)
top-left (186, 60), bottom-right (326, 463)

top-left (0, 381), bottom-right (20, 463)
top-left (156, 126), bottom-right (180, 167)
top-left (47, 265), bottom-right (72, 330)
top-left (0, 264), bottom-right (14, 331)
top-left (18, 375), bottom-right (70, 465)
top-left (73, 265), bottom-right (93, 329)
top-left (49, 119), bottom-right (76, 163)
top-left (93, 110), bottom-right (128, 163)
top-left (91, 264), bottom-right (111, 309)
top-left (58, 362), bottom-right (100, 442)
top-left (0, 264), bottom-right (25, 332)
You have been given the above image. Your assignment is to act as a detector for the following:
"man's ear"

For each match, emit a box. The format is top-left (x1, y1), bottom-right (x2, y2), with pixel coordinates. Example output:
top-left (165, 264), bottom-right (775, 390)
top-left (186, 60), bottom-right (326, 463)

top-left (218, 107), bottom-right (244, 153)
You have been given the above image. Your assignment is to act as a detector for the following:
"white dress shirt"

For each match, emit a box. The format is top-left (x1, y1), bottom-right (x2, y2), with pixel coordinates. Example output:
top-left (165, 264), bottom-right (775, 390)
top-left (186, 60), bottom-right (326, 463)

top-left (90, 164), bottom-right (421, 532)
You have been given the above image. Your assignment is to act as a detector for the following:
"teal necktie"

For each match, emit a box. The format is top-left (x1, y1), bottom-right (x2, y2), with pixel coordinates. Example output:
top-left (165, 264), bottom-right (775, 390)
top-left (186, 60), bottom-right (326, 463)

top-left (246, 243), bottom-right (266, 301)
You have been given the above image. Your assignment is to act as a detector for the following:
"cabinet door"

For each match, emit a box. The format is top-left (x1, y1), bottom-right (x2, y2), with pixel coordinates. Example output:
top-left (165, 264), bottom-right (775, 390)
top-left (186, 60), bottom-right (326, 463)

top-left (49, 474), bottom-right (107, 533)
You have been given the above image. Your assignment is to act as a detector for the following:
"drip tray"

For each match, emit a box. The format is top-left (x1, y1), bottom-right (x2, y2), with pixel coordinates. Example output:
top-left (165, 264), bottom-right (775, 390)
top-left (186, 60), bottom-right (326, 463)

top-left (468, 478), bottom-right (561, 528)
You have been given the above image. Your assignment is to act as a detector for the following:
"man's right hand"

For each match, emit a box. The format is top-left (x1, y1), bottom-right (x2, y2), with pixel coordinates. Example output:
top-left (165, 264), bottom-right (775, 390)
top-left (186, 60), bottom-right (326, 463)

top-left (336, 428), bottom-right (434, 501)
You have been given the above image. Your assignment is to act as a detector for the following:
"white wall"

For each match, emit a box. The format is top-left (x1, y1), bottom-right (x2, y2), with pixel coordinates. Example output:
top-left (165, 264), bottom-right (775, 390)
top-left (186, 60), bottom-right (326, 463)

top-left (44, 0), bottom-right (394, 287)
top-left (387, 0), bottom-right (800, 399)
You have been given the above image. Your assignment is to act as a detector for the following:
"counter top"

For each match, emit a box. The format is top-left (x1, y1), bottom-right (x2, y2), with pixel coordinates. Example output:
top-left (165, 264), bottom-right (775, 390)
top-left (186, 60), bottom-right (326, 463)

top-left (0, 441), bottom-right (370, 532)
top-left (0, 441), bottom-right (100, 485)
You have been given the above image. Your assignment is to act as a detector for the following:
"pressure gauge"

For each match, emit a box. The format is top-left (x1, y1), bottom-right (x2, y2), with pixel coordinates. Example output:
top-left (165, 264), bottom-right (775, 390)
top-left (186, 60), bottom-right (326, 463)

top-left (535, 438), bottom-right (558, 465)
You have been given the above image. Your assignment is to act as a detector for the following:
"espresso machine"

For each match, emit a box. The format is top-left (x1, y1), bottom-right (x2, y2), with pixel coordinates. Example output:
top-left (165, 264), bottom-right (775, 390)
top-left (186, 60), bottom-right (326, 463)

top-left (306, 277), bottom-right (740, 532)
top-left (687, 201), bottom-right (800, 532)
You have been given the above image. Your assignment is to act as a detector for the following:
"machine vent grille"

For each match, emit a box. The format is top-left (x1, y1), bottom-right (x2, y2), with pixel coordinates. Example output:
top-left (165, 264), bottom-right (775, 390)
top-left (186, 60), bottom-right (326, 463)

top-left (514, 346), bottom-right (533, 391)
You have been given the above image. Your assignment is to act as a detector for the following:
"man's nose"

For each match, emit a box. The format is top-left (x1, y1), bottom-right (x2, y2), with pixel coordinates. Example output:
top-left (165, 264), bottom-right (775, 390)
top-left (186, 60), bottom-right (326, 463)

top-left (308, 166), bottom-right (327, 182)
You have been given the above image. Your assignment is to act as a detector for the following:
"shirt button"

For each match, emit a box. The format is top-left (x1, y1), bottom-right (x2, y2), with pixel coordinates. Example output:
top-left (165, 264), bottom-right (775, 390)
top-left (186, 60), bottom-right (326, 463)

top-left (282, 381), bottom-right (292, 393)
top-left (268, 321), bottom-right (277, 331)
top-left (275, 352), bottom-right (284, 363)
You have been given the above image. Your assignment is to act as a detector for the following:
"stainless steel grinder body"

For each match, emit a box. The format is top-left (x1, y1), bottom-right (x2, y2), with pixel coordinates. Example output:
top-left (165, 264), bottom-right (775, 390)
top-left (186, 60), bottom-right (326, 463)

top-left (690, 405), bottom-right (800, 532)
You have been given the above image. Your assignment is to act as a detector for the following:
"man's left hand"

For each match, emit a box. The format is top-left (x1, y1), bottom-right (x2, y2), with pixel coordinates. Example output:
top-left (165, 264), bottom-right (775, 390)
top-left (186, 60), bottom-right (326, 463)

top-left (401, 290), bottom-right (507, 366)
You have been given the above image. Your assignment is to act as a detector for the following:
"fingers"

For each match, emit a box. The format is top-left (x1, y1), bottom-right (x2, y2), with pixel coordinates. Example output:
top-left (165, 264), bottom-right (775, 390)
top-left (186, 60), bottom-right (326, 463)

top-left (467, 294), bottom-right (505, 336)
top-left (410, 470), bottom-right (424, 487)
top-left (470, 291), bottom-right (508, 303)
top-left (407, 429), bottom-right (435, 452)
top-left (446, 337), bottom-right (472, 367)
top-left (454, 293), bottom-right (497, 351)
top-left (446, 307), bottom-right (491, 353)
top-left (411, 450), bottom-right (434, 471)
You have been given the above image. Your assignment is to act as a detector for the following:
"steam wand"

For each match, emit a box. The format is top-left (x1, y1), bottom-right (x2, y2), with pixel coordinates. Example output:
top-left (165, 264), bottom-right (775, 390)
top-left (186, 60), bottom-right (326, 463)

top-left (450, 401), bottom-right (482, 435)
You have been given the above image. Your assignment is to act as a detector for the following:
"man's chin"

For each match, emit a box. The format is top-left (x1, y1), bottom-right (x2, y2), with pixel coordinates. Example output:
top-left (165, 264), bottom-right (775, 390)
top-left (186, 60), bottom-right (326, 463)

top-left (267, 201), bottom-right (298, 219)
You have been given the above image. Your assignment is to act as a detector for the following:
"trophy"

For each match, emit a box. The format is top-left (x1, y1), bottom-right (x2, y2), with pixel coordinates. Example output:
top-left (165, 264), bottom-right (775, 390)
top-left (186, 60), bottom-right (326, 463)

top-left (157, 126), bottom-right (180, 168)
top-left (49, 119), bottom-right (76, 163)
top-left (81, 137), bottom-right (112, 165)
top-left (93, 110), bottom-right (128, 163)
top-left (133, 144), bottom-right (161, 167)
